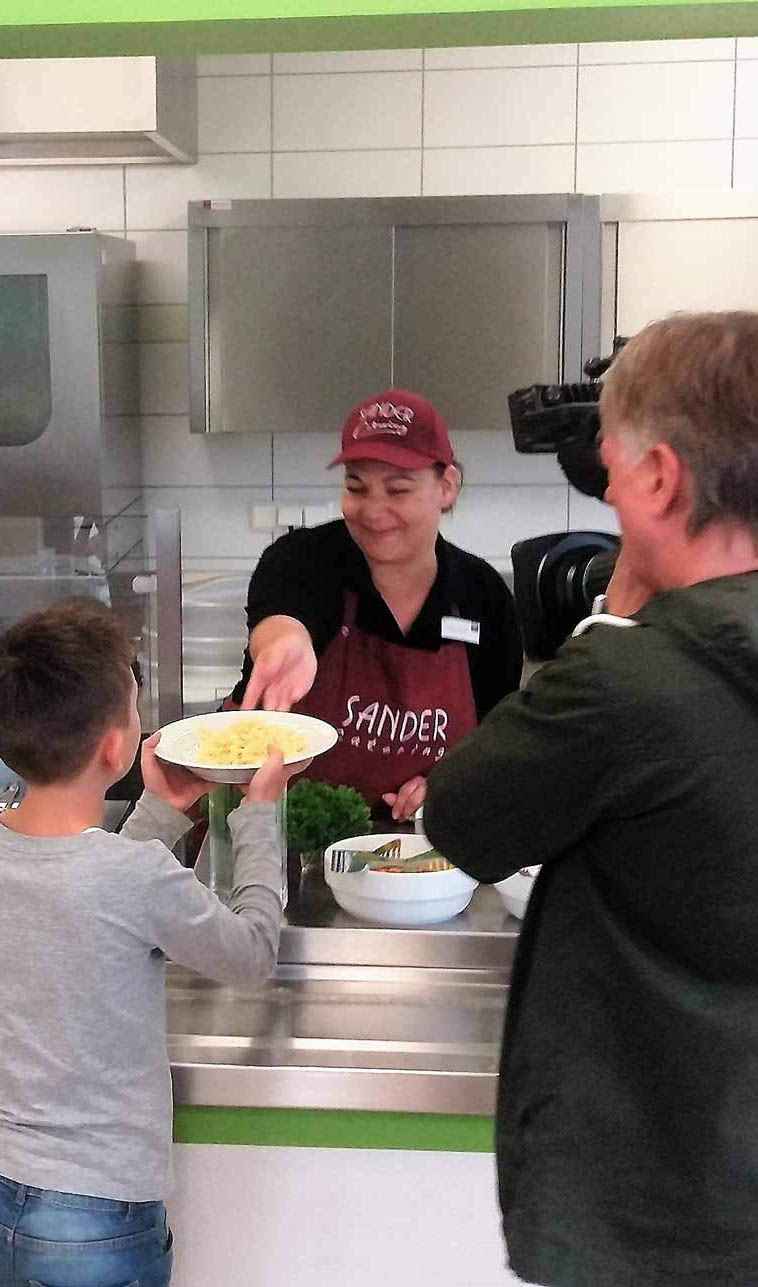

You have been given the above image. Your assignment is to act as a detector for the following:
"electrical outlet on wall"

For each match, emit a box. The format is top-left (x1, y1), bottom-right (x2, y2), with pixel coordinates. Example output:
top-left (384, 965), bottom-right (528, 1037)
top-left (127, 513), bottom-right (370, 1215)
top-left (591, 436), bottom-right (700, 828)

top-left (303, 503), bottom-right (337, 528)
top-left (277, 505), bottom-right (303, 528)
top-left (250, 503), bottom-right (277, 531)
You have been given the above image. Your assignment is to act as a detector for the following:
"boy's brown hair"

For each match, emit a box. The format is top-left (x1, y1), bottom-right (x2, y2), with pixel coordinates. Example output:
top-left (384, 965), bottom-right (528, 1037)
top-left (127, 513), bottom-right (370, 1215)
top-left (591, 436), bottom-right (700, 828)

top-left (0, 598), bottom-right (134, 786)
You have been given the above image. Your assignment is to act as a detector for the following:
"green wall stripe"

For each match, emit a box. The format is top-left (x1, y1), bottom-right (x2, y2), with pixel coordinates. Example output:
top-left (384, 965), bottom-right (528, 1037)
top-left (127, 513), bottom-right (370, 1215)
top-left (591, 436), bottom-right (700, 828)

top-left (1, 5), bottom-right (758, 57)
top-left (0, 0), bottom-right (753, 27)
top-left (173, 1106), bottom-right (495, 1152)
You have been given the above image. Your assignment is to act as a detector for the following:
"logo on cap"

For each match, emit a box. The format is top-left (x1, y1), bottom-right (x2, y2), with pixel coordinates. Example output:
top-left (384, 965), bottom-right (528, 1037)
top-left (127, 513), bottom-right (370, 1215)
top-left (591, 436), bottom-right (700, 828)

top-left (352, 402), bottom-right (415, 441)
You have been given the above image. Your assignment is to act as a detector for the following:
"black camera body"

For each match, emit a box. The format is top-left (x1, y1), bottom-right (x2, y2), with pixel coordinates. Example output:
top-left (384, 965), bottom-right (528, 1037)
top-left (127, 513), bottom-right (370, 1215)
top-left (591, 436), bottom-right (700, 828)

top-left (508, 340), bottom-right (627, 659)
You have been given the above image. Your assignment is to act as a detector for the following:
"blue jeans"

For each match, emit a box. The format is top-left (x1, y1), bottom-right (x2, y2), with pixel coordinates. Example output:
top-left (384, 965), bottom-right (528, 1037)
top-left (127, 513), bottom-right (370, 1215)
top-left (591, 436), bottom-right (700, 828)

top-left (0, 1173), bottom-right (172, 1287)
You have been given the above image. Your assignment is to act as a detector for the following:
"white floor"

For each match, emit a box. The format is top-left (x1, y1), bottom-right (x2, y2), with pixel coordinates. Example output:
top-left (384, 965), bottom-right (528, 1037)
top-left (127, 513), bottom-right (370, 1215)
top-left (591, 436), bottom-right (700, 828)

top-left (168, 1144), bottom-right (528, 1286)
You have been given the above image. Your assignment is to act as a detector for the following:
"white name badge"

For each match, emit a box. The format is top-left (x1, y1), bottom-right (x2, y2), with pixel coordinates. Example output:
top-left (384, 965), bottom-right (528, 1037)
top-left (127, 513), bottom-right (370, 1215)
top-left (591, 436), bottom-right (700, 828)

top-left (441, 616), bottom-right (480, 645)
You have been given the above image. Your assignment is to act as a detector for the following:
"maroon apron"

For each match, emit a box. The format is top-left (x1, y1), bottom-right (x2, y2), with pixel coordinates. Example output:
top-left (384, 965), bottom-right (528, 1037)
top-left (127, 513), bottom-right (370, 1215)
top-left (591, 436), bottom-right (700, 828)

top-left (291, 592), bottom-right (477, 809)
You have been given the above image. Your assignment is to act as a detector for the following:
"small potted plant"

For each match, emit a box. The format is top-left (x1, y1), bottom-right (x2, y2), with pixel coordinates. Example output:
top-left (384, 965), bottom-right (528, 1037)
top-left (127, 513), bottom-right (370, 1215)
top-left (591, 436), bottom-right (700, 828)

top-left (286, 780), bottom-right (370, 874)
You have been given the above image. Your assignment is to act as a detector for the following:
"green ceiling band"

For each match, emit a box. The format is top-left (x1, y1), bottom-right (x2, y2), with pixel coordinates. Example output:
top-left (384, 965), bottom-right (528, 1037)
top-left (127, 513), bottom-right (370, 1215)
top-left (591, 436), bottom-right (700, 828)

top-left (1, 4), bottom-right (758, 56)
top-left (173, 1106), bottom-right (495, 1152)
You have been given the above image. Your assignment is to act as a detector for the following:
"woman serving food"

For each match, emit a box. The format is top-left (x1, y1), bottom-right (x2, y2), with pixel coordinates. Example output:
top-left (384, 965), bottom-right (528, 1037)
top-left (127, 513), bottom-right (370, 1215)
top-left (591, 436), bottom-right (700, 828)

top-left (227, 389), bottom-right (522, 820)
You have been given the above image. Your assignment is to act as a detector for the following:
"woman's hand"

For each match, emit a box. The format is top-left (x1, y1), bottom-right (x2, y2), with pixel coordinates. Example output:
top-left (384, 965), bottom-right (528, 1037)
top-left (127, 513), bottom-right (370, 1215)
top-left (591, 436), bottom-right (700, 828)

top-left (141, 732), bottom-right (214, 813)
top-left (243, 746), bottom-right (312, 804)
top-left (241, 620), bottom-right (317, 712)
top-left (382, 775), bottom-right (427, 824)
top-left (605, 544), bottom-right (655, 617)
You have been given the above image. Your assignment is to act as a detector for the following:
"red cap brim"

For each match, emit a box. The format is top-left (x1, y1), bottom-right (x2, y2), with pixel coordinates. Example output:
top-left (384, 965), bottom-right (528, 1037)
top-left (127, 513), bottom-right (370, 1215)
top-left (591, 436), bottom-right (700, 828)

top-left (328, 441), bottom-right (450, 471)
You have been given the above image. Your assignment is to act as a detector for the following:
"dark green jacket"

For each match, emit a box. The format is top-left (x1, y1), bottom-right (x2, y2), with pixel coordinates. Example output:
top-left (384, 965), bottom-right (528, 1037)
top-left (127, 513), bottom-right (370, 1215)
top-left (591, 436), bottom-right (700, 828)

top-left (425, 574), bottom-right (758, 1287)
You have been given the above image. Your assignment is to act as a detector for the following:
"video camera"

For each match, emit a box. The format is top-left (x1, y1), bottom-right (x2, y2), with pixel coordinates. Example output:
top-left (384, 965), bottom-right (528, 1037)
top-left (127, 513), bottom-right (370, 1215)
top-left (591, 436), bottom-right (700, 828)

top-left (508, 339), bottom-right (627, 660)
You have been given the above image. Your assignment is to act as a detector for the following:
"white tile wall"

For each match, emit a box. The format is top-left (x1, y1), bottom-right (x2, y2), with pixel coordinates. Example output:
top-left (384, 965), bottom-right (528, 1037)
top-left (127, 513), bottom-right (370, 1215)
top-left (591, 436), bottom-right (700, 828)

top-left (197, 54), bottom-right (271, 75)
top-left (273, 71), bottom-right (422, 151)
top-left (444, 485), bottom-right (569, 561)
top-left (142, 416), bottom-right (274, 487)
top-left (272, 433), bottom-right (334, 485)
top-left (272, 483), bottom-right (344, 510)
top-left (576, 140), bottom-right (732, 191)
top-left (425, 44), bottom-right (576, 68)
top-left (579, 38), bottom-right (735, 63)
top-left (4, 38), bottom-right (754, 572)
top-left (274, 49), bottom-right (422, 72)
top-left (129, 230), bottom-right (188, 302)
top-left (734, 139), bottom-right (758, 185)
top-left (577, 61), bottom-right (735, 143)
top-left (273, 150), bottom-right (421, 198)
top-left (568, 491), bottom-right (620, 533)
top-left (456, 433), bottom-right (567, 486)
top-left (139, 343), bottom-right (189, 415)
top-left (735, 60), bottom-right (758, 137)
top-left (143, 486), bottom-right (275, 562)
top-left (0, 166), bottom-right (124, 233)
top-left (423, 144), bottom-right (574, 195)
top-left (126, 152), bottom-right (270, 230)
top-left (424, 67), bottom-right (576, 147)
top-left (197, 76), bottom-right (271, 153)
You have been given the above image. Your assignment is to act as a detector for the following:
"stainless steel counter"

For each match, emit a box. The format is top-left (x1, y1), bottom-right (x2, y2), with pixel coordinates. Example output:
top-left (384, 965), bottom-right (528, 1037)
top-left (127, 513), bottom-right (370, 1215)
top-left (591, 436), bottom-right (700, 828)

top-left (168, 883), bottom-right (518, 1116)
top-left (280, 871), bottom-right (518, 968)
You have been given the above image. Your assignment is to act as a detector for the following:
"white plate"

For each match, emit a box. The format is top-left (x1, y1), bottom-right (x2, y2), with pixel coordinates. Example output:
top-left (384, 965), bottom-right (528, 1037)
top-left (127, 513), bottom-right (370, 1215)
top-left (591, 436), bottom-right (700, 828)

top-left (155, 710), bottom-right (338, 785)
top-left (494, 866), bottom-right (540, 920)
top-left (324, 833), bottom-right (478, 927)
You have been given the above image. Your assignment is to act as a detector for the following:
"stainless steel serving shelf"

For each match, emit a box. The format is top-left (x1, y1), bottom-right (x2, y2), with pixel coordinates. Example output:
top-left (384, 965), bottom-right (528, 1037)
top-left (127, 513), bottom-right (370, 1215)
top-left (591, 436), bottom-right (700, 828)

top-left (168, 886), bottom-right (518, 1116)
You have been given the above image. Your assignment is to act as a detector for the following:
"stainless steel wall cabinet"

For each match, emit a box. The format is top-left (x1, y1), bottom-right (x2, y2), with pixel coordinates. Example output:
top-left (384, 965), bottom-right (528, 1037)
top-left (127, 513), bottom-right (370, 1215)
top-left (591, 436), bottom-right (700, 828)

top-left (189, 195), bottom-right (601, 435)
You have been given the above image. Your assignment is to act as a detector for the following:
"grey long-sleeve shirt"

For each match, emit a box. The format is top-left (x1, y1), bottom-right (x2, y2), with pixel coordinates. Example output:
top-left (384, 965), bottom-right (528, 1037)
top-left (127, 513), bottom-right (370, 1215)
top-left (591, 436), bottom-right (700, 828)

top-left (0, 791), bottom-right (282, 1202)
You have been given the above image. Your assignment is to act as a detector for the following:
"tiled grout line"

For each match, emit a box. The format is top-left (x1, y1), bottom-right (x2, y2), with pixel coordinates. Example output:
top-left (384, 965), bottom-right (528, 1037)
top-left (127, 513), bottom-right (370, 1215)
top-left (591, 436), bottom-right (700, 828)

top-left (273, 64), bottom-right (563, 74)
top-left (268, 59), bottom-right (739, 74)
top-left (573, 44), bottom-right (580, 193)
top-left (270, 53), bottom-right (275, 198)
top-left (200, 139), bottom-right (734, 160)
top-left (731, 38), bottom-right (738, 188)
top-left (420, 47), bottom-right (425, 196)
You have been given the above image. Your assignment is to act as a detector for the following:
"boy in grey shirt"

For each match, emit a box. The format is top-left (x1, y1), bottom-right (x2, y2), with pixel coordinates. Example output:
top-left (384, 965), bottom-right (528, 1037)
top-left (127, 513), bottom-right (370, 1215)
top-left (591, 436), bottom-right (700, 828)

top-left (0, 598), bottom-right (302, 1287)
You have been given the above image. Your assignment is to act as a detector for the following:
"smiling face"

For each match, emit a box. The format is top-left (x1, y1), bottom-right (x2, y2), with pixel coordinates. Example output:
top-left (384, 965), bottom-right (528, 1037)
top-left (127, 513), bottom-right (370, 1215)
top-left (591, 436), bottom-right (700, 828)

top-left (341, 459), bottom-right (458, 568)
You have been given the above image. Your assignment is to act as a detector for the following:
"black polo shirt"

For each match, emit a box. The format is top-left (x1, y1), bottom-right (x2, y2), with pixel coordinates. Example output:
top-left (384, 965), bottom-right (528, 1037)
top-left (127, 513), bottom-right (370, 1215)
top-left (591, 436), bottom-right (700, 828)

top-left (232, 520), bottom-right (522, 717)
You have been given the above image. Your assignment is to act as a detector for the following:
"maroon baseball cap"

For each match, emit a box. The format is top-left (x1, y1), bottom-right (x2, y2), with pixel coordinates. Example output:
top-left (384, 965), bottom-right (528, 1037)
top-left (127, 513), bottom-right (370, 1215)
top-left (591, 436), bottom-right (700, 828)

top-left (329, 389), bottom-right (454, 471)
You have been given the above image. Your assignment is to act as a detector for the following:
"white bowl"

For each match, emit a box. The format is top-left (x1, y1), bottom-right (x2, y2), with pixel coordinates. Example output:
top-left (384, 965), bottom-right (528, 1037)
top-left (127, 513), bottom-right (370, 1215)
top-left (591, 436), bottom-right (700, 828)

top-left (155, 710), bottom-right (338, 785)
top-left (495, 866), bottom-right (540, 920)
top-left (324, 833), bottom-right (478, 927)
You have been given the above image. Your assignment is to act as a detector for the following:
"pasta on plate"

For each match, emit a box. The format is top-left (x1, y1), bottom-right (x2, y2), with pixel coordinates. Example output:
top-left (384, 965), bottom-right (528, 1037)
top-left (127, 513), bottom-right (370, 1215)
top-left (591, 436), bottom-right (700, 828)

top-left (195, 720), bottom-right (307, 766)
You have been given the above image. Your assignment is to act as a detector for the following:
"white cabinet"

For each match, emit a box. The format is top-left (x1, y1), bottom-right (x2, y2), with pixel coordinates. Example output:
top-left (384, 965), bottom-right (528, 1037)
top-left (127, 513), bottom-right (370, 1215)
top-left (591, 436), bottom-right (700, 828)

top-left (601, 194), bottom-right (758, 339)
top-left (0, 57), bottom-right (197, 165)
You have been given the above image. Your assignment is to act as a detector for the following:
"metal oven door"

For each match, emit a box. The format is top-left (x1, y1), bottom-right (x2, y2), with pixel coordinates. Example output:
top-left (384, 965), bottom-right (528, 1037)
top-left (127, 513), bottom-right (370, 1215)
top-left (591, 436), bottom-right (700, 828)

top-left (0, 234), bottom-right (105, 516)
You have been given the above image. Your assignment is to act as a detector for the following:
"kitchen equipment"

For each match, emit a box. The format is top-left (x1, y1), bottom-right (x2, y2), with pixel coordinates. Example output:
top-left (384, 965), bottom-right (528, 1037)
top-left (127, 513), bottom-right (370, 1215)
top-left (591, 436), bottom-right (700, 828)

top-left (155, 709), bottom-right (338, 785)
top-left (511, 532), bottom-right (619, 660)
top-left (0, 234), bottom-right (138, 519)
top-left (495, 866), bottom-right (540, 920)
top-left (324, 833), bottom-right (477, 927)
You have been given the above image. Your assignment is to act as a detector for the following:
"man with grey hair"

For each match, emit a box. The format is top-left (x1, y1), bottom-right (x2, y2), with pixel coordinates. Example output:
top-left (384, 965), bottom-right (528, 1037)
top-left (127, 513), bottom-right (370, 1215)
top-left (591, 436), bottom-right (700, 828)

top-left (425, 312), bottom-right (758, 1287)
